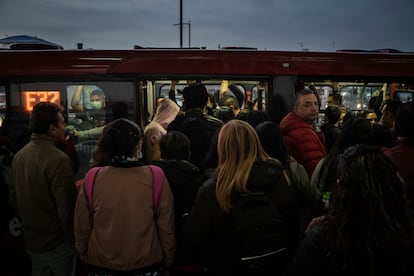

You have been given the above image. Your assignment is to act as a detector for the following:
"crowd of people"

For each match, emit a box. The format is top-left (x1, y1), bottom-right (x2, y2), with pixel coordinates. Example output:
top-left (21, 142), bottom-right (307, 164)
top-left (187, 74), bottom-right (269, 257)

top-left (2, 82), bottom-right (414, 276)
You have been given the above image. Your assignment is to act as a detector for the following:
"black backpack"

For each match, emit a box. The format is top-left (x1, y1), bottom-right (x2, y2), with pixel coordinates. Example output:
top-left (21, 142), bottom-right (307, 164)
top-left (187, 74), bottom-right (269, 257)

top-left (228, 191), bottom-right (289, 275)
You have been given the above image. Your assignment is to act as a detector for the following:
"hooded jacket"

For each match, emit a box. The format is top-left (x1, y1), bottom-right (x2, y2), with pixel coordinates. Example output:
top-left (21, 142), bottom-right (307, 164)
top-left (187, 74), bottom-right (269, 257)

top-left (280, 112), bottom-right (326, 177)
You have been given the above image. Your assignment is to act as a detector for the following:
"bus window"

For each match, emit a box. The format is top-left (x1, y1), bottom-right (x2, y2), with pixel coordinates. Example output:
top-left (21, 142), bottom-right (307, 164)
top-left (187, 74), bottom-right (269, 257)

top-left (159, 82), bottom-right (185, 107)
top-left (67, 85), bottom-right (106, 132)
top-left (339, 84), bottom-right (383, 110)
top-left (306, 85), bottom-right (333, 109)
top-left (65, 82), bottom-right (136, 179)
top-left (155, 79), bottom-right (265, 112)
top-left (394, 90), bottom-right (414, 103)
top-left (7, 81), bottom-right (137, 179)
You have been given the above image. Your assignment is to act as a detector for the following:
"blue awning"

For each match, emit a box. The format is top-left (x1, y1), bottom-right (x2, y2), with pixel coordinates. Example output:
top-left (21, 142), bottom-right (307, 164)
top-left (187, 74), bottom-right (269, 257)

top-left (0, 35), bottom-right (63, 49)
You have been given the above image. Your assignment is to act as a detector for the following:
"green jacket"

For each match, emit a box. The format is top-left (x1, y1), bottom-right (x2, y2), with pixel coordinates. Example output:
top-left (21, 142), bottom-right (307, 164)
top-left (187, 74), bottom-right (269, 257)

top-left (10, 134), bottom-right (77, 253)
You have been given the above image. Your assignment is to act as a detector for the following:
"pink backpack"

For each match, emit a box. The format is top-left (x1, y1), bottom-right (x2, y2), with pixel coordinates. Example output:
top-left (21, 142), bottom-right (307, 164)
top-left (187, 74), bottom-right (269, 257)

top-left (83, 165), bottom-right (165, 215)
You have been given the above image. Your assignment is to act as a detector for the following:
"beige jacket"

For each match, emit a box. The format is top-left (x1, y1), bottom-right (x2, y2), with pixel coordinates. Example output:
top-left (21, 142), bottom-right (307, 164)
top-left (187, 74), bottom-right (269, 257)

top-left (74, 165), bottom-right (175, 271)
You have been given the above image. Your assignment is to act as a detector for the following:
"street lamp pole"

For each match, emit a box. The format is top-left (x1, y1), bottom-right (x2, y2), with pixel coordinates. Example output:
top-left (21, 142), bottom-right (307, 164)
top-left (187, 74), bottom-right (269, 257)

top-left (174, 1), bottom-right (191, 48)
top-left (182, 21), bottom-right (191, 48)
top-left (188, 20), bottom-right (191, 47)
top-left (172, 0), bottom-right (183, 48)
top-left (179, 0), bottom-right (183, 48)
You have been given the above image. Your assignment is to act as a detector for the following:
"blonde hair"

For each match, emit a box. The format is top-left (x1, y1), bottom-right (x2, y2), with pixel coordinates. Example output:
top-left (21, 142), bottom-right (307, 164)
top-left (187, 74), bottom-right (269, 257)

top-left (216, 120), bottom-right (277, 212)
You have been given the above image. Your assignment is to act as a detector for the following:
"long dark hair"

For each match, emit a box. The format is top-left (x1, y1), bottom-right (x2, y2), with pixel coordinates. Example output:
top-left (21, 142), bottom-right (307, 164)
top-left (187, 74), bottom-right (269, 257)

top-left (319, 117), bottom-right (373, 193)
top-left (324, 145), bottom-right (414, 274)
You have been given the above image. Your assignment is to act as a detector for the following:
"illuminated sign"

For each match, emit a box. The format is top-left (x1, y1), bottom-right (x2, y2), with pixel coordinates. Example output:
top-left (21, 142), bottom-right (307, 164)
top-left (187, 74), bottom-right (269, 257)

top-left (22, 91), bottom-right (61, 111)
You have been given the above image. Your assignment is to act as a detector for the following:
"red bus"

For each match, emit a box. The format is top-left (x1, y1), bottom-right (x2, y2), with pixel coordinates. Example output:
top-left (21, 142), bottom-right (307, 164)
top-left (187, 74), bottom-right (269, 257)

top-left (1, 48), bottom-right (414, 172)
top-left (1, 48), bottom-right (414, 273)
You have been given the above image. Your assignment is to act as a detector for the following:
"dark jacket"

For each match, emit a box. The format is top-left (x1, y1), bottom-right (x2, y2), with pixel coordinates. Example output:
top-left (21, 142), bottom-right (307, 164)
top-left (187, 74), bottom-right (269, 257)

top-left (182, 159), bottom-right (300, 276)
top-left (167, 109), bottom-right (222, 169)
top-left (152, 160), bottom-right (205, 227)
top-left (152, 159), bottom-right (207, 268)
top-left (384, 138), bottom-right (414, 209)
top-left (321, 123), bottom-right (340, 153)
top-left (10, 134), bottom-right (77, 253)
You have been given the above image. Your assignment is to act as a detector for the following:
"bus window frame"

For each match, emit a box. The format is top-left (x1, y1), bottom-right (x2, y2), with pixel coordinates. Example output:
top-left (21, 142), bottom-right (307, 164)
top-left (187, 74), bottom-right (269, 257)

top-left (153, 79), bottom-right (267, 113)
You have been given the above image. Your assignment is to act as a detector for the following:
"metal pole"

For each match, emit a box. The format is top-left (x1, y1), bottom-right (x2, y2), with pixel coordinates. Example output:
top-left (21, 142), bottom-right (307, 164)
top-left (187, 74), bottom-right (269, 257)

top-left (188, 20), bottom-right (191, 48)
top-left (180, 0), bottom-right (183, 48)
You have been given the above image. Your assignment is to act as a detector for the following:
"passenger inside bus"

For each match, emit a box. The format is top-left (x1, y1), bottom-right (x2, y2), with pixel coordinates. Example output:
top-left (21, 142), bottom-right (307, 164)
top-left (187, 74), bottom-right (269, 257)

top-left (70, 85), bottom-right (106, 128)
top-left (361, 110), bottom-right (378, 126)
top-left (327, 93), bottom-right (347, 127)
top-left (213, 80), bottom-right (245, 118)
top-left (68, 85), bottom-right (107, 141)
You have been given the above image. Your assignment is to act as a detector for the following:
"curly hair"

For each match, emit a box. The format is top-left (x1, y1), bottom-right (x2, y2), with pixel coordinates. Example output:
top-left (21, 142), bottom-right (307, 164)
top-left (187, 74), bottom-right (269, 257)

top-left (318, 117), bottom-right (373, 193)
top-left (324, 145), bottom-right (414, 274)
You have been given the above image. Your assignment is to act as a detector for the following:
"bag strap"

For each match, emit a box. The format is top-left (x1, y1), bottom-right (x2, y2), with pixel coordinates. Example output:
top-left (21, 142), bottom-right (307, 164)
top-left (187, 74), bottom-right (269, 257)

top-left (148, 165), bottom-right (164, 212)
top-left (84, 165), bottom-right (164, 215)
top-left (84, 166), bottom-right (102, 214)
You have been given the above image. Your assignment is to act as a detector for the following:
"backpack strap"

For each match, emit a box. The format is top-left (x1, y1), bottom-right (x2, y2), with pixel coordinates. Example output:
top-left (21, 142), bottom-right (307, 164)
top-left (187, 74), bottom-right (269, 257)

top-left (84, 165), bottom-right (164, 215)
top-left (84, 166), bottom-right (102, 214)
top-left (148, 165), bottom-right (164, 212)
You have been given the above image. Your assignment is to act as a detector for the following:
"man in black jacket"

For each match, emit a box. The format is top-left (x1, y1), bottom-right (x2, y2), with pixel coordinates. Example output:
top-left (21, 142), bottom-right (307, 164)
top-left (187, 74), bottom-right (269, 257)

top-left (168, 84), bottom-right (223, 169)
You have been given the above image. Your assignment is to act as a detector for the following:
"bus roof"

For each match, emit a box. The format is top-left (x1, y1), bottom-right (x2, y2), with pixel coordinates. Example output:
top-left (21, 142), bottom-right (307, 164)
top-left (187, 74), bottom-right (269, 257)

top-left (1, 49), bottom-right (414, 79)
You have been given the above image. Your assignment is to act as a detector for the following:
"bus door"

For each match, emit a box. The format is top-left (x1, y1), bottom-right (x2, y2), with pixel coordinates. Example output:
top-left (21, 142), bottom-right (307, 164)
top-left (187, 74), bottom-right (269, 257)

top-left (0, 84), bottom-right (6, 127)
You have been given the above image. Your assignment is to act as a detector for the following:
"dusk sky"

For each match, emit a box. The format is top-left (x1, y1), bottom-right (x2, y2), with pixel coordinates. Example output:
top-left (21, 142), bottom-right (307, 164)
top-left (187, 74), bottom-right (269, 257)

top-left (1, 0), bottom-right (413, 52)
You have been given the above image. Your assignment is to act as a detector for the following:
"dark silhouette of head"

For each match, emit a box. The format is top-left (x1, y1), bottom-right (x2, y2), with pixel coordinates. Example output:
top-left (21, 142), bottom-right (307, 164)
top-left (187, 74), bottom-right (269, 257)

top-left (182, 84), bottom-right (209, 110)
top-left (160, 131), bottom-right (191, 161)
top-left (394, 101), bottom-right (414, 139)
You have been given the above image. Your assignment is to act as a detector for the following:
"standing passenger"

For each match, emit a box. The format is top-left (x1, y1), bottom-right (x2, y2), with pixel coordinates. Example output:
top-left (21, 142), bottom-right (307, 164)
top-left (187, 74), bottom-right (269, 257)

top-left (74, 118), bottom-right (175, 275)
top-left (152, 131), bottom-right (206, 275)
top-left (311, 117), bottom-right (373, 209)
top-left (144, 98), bottom-right (180, 164)
top-left (285, 145), bottom-right (414, 275)
top-left (384, 101), bottom-right (414, 210)
top-left (9, 102), bottom-right (78, 276)
top-left (321, 105), bottom-right (341, 153)
top-left (168, 84), bottom-right (223, 169)
top-left (255, 121), bottom-right (323, 238)
top-left (182, 120), bottom-right (297, 275)
top-left (280, 89), bottom-right (326, 177)
top-left (378, 99), bottom-right (401, 142)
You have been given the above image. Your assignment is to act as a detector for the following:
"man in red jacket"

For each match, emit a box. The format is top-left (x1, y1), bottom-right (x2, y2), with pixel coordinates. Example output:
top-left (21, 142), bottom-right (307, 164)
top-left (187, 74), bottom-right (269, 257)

top-left (280, 89), bottom-right (326, 177)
